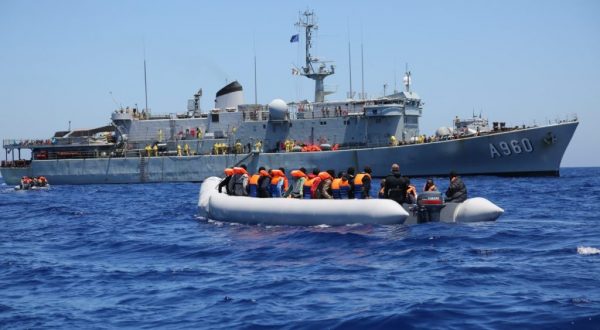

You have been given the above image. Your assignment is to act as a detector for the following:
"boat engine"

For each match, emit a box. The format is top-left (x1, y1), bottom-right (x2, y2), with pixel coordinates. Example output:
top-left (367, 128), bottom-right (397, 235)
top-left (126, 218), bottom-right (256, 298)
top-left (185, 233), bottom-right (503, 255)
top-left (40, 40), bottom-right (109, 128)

top-left (415, 191), bottom-right (445, 223)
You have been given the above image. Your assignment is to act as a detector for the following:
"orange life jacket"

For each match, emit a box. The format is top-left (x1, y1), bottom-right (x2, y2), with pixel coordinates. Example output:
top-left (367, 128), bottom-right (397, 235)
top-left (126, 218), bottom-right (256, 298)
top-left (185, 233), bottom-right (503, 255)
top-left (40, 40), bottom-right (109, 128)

top-left (331, 178), bottom-right (342, 199)
top-left (224, 168), bottom-right (234, 176)
top-left (354, 173), bottom-right (372, 199)
top-left (282, 175), bottom-right (289, 191)
top-left (303, 176), bottom-right (315, 199)
top-left (291, 170), bottom-right (307, 178)
top-left (248, 173), bottom-right (260, 197)
top-left (270, 169), bottom-right (285, 197)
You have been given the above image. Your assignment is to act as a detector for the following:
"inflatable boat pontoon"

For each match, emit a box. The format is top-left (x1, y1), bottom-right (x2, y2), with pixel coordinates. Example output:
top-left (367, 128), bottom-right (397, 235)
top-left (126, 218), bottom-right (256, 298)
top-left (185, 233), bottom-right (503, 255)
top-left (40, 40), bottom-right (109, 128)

top-left (198, 177), bottom-right (503, 226)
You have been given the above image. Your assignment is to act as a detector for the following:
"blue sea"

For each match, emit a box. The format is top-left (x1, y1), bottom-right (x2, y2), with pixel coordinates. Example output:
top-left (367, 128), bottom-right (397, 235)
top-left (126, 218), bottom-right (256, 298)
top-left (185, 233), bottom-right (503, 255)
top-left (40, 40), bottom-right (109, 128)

top-left (1, 167), bottom-right (599, 329)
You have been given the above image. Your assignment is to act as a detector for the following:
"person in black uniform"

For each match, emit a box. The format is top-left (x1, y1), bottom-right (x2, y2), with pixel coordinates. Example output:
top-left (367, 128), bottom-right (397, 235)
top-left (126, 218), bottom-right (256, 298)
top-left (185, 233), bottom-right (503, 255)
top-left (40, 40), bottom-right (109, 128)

top-left (361, 166), bottom-right (373, 199)
top-left (345, 167), bottom-right (356, 199)
top-left (445, 171), bottom-right (467, 202)
top-left (383, 163), bottom-right (410, 205)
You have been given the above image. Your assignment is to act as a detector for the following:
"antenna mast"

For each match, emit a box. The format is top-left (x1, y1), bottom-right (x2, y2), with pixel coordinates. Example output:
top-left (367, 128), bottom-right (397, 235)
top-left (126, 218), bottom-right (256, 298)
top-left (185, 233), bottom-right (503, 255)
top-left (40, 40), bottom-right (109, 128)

top-left (348, 41), bottom-right (353, 99)
top-left (254, 55), bottom-right (258, 104)
top-left (144, 58), bottom-right (148, 112)
top-left (296, 10), bottom-right (335, 102)
top-left (361, 43), bottom-right (365, 99)
top-left (403, 63), bottom-right (411, 93)
top-left (253, 37), bottom-right (258, 105)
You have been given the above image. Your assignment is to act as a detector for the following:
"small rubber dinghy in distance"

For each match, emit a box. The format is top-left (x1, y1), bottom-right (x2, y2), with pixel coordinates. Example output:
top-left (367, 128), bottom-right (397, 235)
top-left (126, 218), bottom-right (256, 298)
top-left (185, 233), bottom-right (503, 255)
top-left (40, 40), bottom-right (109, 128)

top-left (14, 184), bottom-right (51, 191)
top-left (403, 191), bottom-right (504, 225)
top-left (198, 177), bottom-right (409, 226)
top-left (14, 176), bottom-right (50, 191)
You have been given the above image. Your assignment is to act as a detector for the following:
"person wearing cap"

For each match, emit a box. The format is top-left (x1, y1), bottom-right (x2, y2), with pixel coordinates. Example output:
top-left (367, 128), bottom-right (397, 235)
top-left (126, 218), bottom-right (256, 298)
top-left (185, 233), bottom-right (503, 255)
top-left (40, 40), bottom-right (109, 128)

top-left (383, 163), bottom-right (410, 205)
top-left (445, 171), bottom-right (467, 203)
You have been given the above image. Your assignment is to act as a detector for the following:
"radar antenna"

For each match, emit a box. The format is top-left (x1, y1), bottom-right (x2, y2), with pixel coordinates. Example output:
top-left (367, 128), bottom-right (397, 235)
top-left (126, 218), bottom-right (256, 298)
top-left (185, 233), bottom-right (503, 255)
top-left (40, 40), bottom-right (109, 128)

top-left (403, 63), bottom-right (412, 93)
top-left (296, 10), bottom-right (335, 102)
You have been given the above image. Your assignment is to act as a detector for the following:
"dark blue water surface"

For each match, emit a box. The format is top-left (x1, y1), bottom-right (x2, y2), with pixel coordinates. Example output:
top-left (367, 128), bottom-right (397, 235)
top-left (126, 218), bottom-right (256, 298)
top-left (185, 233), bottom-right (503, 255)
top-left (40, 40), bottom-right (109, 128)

top-left (1, 168), bottom-right (599, 329)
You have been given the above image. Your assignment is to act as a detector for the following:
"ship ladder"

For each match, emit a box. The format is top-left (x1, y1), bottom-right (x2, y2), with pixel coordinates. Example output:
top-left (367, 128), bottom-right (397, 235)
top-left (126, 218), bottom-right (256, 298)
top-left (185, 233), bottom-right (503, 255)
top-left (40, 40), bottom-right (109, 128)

top-left (232, 151), bottom-right (257, 168)
top-left (139, 155), bottom-right (149, 182)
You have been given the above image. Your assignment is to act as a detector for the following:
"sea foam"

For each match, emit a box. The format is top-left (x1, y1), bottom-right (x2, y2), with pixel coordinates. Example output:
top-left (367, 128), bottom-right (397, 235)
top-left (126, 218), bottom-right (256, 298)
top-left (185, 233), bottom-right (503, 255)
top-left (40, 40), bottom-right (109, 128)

top-left (577, 246), bottom-right (600, 255)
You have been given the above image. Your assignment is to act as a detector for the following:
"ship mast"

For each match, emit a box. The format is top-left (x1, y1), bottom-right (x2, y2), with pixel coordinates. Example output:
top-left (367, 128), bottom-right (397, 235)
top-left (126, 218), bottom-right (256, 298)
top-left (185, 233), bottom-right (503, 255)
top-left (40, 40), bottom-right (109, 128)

top-left (403, 63), bottom-right (411, 93)
top-left (296, 10), bottom-right (335, 103)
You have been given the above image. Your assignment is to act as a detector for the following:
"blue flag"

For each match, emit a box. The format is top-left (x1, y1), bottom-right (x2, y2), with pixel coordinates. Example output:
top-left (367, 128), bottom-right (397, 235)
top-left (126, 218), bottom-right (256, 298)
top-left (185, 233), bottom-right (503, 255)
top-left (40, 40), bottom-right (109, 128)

top-left (290, 34), bottom-right (299, 43)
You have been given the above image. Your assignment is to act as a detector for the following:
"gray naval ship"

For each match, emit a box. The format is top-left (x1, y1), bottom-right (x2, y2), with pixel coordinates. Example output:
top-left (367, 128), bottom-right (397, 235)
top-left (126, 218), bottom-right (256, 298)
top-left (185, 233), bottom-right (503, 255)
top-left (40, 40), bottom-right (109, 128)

top-left (1, 11), bottom-right (578, 185)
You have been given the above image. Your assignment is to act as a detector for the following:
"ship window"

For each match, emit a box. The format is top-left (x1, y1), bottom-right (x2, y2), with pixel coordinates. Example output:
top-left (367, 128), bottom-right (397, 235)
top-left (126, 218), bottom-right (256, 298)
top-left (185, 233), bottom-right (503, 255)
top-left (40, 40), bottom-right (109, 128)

top-left (263, 124), bottom-right (266, 129)
top-left (405, 116), bottom-right (418, 125)
top-left (211, 113), bottom-right (219, 123)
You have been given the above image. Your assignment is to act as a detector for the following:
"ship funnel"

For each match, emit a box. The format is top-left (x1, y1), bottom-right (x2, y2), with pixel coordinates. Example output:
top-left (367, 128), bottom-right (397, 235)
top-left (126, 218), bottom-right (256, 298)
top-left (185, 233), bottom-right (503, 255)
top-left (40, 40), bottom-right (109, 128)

top-left (215, 81), bottom-right (244, 110)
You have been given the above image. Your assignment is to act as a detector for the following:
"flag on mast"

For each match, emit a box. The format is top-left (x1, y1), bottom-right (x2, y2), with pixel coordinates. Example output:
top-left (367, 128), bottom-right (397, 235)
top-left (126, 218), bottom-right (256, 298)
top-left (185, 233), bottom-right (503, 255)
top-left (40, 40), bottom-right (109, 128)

top-left (290, 34), bottom-right (299, 43)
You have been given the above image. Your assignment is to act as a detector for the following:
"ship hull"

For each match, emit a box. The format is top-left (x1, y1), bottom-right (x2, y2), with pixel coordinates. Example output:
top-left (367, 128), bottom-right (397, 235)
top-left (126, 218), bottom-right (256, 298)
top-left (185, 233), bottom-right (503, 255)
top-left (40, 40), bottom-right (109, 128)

top-left (1, 121), bottom-right (578, 185)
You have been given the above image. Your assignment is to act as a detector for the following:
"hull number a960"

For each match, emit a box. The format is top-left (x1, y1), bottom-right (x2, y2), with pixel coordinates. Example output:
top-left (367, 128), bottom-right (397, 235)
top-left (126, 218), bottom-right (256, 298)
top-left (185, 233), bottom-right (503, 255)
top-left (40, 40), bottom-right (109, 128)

top-left (489, 138), bottom-right (533, 158)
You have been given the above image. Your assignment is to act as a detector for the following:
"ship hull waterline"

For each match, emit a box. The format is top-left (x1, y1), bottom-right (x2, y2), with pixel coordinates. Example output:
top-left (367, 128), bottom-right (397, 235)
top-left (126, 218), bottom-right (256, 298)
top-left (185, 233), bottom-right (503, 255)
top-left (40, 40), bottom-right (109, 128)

top-left (1, 121), bottom-right (578, 185)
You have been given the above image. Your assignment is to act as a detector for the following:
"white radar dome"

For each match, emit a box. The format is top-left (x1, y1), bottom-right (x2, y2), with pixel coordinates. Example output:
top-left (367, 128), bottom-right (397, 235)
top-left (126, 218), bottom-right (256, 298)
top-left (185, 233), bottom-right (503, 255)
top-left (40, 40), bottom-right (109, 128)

top-left (436, 127), bottom-right (453, 137)
top-left (268, 99), bottom-right (288, 121)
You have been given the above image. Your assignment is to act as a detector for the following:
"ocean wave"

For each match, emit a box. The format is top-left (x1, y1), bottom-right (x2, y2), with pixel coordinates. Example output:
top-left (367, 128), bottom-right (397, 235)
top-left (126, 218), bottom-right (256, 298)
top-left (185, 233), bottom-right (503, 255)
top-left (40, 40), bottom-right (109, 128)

top-left (1, 169), bottom-right (600, 329)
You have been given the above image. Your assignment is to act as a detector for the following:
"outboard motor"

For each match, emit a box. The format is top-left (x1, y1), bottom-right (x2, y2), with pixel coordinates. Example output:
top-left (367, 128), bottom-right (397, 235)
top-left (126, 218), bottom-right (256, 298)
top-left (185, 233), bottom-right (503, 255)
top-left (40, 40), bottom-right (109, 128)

top-left (415, 191), bottom-right (445, 223)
